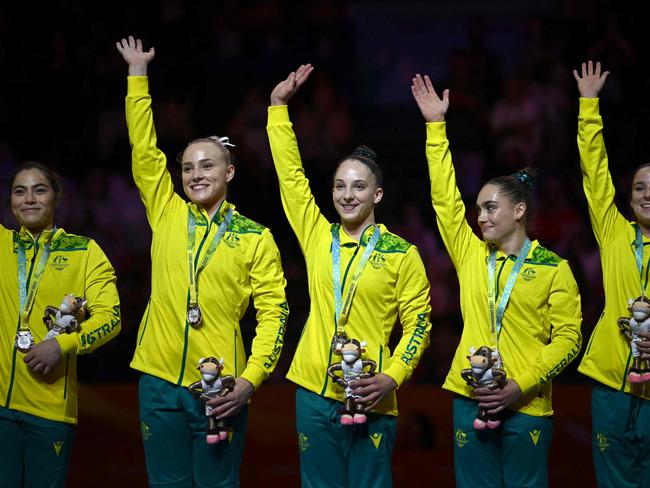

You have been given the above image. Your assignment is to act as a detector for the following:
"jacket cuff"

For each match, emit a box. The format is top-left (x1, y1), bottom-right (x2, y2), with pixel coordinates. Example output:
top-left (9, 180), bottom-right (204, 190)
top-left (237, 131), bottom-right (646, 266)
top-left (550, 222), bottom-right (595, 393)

top-left (240, 363), bottom-right (267, 390)
top-left (511, 370), bottom-right (538, 397)
top-left (127, 76), bottom-right (149, 96)
top-left (383, 362), bottom-right (408, 388)
top-left (267, 105), bottom-right (290, 125)
top-left (579, 97), bottom-right (599, 117)
top-left (426, 121), bottom-right (447, 142)
top-left (54, 333), bottom-right (78, 355)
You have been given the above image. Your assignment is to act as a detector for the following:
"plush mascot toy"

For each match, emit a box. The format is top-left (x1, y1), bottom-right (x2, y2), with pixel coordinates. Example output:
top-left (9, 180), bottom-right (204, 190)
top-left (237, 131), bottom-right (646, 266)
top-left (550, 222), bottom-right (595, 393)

top-left (188, 357), bottom-right (236, 444)
top-left (327, 338), bottom-right (376, 425)
top-left (42, 294), bottom-right (87, 341)
top-left (617, 296), bottom-right (650, 383)
top-left (461, 346), bottom-right (507, 430)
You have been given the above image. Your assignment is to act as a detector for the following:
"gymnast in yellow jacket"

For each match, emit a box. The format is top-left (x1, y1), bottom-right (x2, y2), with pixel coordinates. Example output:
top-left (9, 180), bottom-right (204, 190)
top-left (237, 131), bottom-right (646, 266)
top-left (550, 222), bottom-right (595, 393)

top-left (0, 162), bottom-right (120, 487)
top-left (412, 73), bottom-right (582, 488)
top-left (573, 60), bottom-right (650, 488)
top-left (267, 64), bottom-right (432, 488)
top-left (117, 37), bottom-right (288, 488)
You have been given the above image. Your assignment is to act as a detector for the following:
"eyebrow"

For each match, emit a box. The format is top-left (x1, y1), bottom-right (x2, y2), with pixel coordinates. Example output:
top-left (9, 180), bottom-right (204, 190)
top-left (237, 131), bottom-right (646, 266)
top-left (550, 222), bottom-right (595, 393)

top-left (182, 158), bottom-right (219, 165)
top-left (334, 179), bottom-right (367, 184)
top-left (12, 183), bottom-right (50, 190)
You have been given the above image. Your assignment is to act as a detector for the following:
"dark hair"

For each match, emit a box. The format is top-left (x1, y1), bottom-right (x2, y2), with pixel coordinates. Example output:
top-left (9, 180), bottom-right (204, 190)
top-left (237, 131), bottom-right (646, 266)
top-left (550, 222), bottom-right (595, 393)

top-left (176, 137), bottom-right (237, 166)
top-left (485, 167), bottom-right (538, 225)
top-left (335, 145), bottom-right (383, 187)
top-left (10, 161), bottom-right (64, 206)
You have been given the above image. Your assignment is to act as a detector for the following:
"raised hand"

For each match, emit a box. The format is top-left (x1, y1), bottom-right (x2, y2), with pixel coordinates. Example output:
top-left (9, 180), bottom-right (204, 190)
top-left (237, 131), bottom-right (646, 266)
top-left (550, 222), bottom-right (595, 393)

top-left (411, 74), bottom-right (449, 122)
top-left (270, 64), bottom-right (314, 106)
top-left (116, 35), bottom-right (155, 76)
top-left (573, 60), bottom-right (610, 99)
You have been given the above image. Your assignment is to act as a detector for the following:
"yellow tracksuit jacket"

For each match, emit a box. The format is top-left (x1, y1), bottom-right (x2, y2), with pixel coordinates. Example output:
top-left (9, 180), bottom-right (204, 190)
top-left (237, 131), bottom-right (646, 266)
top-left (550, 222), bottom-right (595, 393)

top-left (126, 76), bottom-right (288, 389)
top-left (426, 122), bottom-right (583, 417)
top-left (267, 105), bottom-right (432, 416)
top-left (0, 225), bottom-right (120, 423)
top-left (577, 97), bottom-right (650, 399)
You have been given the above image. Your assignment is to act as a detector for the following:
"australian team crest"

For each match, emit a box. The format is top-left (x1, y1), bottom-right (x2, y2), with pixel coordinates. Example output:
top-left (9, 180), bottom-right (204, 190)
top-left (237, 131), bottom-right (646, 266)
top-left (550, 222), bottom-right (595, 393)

top-left (224, 232), bottom-right (240, 248)
top-left (369, 252), bottom-right (386, 270)
top-left (51, 255), bottom-right (70, 271)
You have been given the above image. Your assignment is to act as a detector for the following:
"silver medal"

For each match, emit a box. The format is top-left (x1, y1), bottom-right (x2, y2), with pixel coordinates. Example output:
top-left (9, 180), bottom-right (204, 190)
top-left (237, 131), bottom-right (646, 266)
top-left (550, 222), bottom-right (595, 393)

top-left (187, 304), bottom-right (203, 328)
top-left (15, 330), bottom-right (34, 352)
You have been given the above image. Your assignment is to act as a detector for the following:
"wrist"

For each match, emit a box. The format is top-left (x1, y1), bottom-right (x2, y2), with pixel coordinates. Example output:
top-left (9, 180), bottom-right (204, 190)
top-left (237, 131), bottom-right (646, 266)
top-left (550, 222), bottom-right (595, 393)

top-left (128, 65), bottom-right (148, 76)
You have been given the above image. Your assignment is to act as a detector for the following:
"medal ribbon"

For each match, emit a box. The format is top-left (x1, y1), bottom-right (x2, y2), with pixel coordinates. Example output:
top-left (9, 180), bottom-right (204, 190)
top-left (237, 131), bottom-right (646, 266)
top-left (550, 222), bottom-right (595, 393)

top-left (634, 225), bottom-right (648, 296)
top-left (332, 224), bottom-right (381, 337)
top-left (17, 230), bottom-right (55, 332)
top-left (487, 238), bottom-right (532, 349)
top-left (187, 206), bottom-right (233, 308)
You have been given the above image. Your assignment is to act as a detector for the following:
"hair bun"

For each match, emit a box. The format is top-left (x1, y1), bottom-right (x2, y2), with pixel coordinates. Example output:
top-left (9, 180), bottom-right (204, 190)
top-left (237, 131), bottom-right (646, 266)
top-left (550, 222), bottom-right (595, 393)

top-left (350, 145), bottom-right (378, 164)
top-left (512, 169), bottom-right (536, 190)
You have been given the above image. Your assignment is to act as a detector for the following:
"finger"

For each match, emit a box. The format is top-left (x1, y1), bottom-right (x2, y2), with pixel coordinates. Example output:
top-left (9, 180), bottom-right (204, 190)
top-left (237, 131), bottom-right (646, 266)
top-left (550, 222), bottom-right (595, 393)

top-left (128, 35), bottom-right (135, 48)
top-left (210, 400), bottom-right (235, 417)
top-left (24, 351), bottom-right (35, 362)
top-left (486, 405), bottom-right (506, 415)
top-left (601, 71), bottom-right (610, 83)
top-left (413, 74), bottom-right (424, 92)
top-left (477, 400), bottom-right (502, 409)
top-left (31, 362), bottom-right (46, 374)
top-left (442, 88), bottom-right (450, 104)
top-left (365, 396), bottom-right (382, 411)
top-left (116, 41), bottom-right (124, 53)
top-left (595, 61), bottom-right (601, 77)
top-left (572, 69), bottom-right (580, 83)
top-left (215, 402), bottom-right (242, 419)
top-left (43, 364), bottom-right (52, 375)
top-left (587, 59), bottom-right (593, 76)
top-left (581, 62), bottom-right (587, 78)
top-left (423, 75), bottom-right (435, 94)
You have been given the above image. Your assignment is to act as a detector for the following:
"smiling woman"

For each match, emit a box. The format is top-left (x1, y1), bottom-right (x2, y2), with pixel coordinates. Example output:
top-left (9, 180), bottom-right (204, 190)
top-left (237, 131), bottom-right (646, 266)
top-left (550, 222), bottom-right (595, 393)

top-left (267, 65), bottom-right (432, 487)
top-left (411, 72), bottom-right (582, 487)
top-left (116, 35), bottom-right (288, 487)
top-left (0, 161), bottom-right (121, 487)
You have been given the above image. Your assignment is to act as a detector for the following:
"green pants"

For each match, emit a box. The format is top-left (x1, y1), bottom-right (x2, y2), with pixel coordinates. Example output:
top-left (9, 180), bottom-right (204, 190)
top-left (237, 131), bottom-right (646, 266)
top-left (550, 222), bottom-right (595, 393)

top-left (452, 395), bottom-right (553, 488)
top-left (138, 374), bottom-right (248, 488)
top-left (295, 386), bottom-right (397, 488)
top-left (591, 384), bottom-right (650, 488)
top-left (0, 406), bottom-right (75, 488)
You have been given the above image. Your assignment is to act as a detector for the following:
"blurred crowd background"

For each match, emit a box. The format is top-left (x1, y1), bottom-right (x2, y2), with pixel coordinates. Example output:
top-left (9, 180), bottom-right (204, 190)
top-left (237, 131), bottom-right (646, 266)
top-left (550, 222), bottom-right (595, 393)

top-left (0, 0), bottom-right (647, 389)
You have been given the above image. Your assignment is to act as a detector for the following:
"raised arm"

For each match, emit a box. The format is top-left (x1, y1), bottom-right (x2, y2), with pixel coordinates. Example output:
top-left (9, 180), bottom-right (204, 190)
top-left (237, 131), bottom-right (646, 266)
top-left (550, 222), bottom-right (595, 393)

top-left (573, 61), bottom-right (628, 247)
top-left (412, 74), bottom-right (480, 269)
top-left (266, 65), bottom-right (330, 253)
top-left (117, 36), bottom-right (177, 230)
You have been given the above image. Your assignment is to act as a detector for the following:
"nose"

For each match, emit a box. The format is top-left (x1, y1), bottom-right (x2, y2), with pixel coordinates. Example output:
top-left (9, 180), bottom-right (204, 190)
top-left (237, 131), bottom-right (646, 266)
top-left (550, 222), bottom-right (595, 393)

top-left (644, 187), bottom-right (650, 200)
top-left (343, 187), bottom-right (354, 201)
top-left (25, 190), bottom-right (37, 204)
top-left (477, 209), bottom-right (487, 224)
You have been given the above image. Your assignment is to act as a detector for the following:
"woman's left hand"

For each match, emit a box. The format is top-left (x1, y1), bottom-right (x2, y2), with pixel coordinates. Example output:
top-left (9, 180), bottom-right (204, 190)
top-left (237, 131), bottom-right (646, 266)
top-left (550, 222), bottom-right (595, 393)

top-left (207, 378), bottom-right (254, 419)
top-left (24, 339), bottom-right (62, 375)
top-left (351, 373), bottom-right (397, 411)
top-left (474, 379), bottom-right (522, 415)
top-left (636, 330), bottom-right (650, 358)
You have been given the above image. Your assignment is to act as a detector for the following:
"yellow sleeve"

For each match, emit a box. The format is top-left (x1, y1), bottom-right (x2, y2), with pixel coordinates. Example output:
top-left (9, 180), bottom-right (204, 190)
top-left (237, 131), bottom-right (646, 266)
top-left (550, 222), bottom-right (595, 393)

top-left (54, 240), bottom-right (121, 355)
top-left (425, 122), bottom-right (481, 270)
top-left (578, 98), bottom-right (629, 247)
top-left (384, 246), bottom-right (432, 387)
top-left (239, 228), bottom-right (289, 389)
top-left (266, 105), bottom-right (330, 253)
top-left (125, 76), bottom-right (177, 230)
top-left (511, 260), bottom-right (583, 395)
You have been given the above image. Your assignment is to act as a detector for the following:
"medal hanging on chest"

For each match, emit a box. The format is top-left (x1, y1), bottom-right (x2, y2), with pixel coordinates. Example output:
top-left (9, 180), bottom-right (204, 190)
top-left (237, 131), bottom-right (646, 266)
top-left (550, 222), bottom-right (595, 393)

top-left (460, 239), bottom-right (530, 429)
top-left (616, 226), bottom-right (650, 384)
top-left (15, 330), bottom-right (35, 352)
top-left (329, 224), bottom-right (381, 353)
top-left (15, 232), bottom-right (54, 352)
top-left (186, 207), bottom-right (233, 329)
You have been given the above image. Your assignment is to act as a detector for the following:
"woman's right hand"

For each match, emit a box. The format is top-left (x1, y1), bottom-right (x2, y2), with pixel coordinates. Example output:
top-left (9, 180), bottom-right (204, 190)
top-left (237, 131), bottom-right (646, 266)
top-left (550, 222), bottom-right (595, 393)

top-left (573, 60), bottom-right (609, 99)
top-left (411, 74), bottom-right (449, 122)
top-left (270, 64), bottom-right (314, 106)
top-left (116, 35), bottom-right (155, 76)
